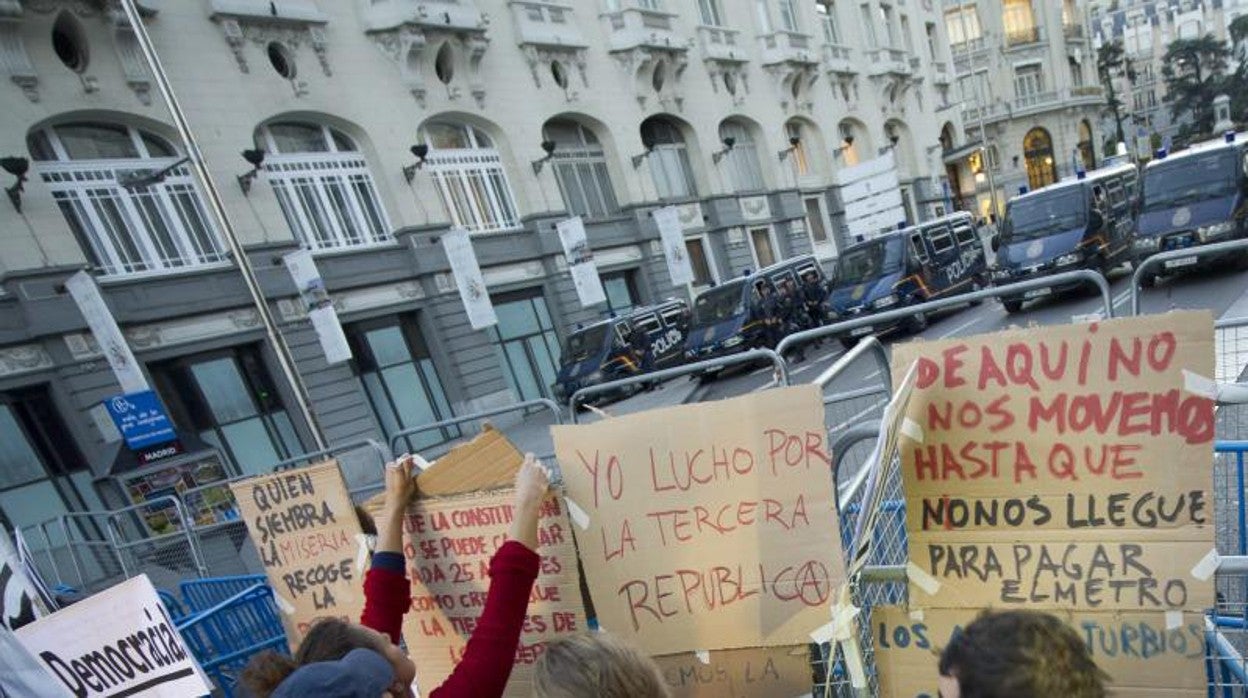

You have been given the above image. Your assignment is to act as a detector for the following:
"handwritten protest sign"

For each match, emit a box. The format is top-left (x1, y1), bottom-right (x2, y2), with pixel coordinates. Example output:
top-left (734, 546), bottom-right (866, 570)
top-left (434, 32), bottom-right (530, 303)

top-left (654, 645), bottom-right (813, 697)
top-left (15, 574), bottom-right (212, 697)
top-left (231, 461), bottom-right (366, 647)
top-left (873, 606), bottom-right (1207, 697)
top-left (888, 311), bottom-right (1216, 695)
top-left (367, 428), bottom-right (586, 696)
top-left (552, 385), bottom-right (841, 656)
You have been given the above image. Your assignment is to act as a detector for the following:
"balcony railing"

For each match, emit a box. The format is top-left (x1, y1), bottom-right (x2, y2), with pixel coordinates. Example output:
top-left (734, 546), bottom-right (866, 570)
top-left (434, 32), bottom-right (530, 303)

top-left (1063, 22), bottom-right (1085, 40)
top-left (697, 25), bottom-right (744, 62)
top-left (867, 47), bottom-right (912, 76)
top-left (1005, 25), bottom-right (1041, 47)
top-left (822, 43), bottom-right (855, 73)
top-left (1015, 90), bottom-right (1059, 110)
top-left (759, 30), bottom-right (816, 65)
top-left (602, 6), bottom-right (682, 51)
top-left (950, 36), bottom-right (987, 54)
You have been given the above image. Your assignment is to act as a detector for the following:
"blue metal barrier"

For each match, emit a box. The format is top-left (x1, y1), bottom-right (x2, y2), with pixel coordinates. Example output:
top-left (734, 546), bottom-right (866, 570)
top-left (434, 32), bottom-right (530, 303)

top-left (1217, 441), bottom-right (1248, 556)
top-left (180, 574), bottom-right (270, 613)
top-left (175, 582), bottom-right (287, 697)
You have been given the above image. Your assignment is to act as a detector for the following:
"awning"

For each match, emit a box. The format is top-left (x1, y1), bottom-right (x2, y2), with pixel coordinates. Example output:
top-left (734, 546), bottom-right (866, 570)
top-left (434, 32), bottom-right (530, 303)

top-left (942, 141), bottom-right (984, 165)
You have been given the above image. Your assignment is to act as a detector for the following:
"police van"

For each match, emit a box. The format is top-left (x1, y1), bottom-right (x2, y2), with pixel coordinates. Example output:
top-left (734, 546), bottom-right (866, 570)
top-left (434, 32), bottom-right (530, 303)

top-left (1134, 132), bottom-right (1248, 286)
top-left (991, 161), bottom-right (1138, 313)
top-left (683, 255), bottom-right (826, 362)
top-left (552, 299), bottom-right (689, 402)
top-left (826, 212), bottom-right (987, 348)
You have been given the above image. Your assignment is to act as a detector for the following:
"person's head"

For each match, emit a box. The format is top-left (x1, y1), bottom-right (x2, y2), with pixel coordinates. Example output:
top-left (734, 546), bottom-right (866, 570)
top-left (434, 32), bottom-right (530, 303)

top-left (242, 618), bottom-right (416, 697)
top-left (532, 632), bottom-right (670, 698)
top-left (937, 610), bottom-right (1107, 698)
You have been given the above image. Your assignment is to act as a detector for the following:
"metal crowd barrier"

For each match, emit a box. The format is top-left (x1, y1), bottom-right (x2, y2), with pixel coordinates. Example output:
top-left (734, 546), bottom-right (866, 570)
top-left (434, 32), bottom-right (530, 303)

top-left (1130, 238), bottom-right (1248, 316)
top-left (105, 495), bottom-right (208, 582)
top-left (388, 397), bottom-right (563, 456)
top-left (568, 348), bottom-right (788, 423)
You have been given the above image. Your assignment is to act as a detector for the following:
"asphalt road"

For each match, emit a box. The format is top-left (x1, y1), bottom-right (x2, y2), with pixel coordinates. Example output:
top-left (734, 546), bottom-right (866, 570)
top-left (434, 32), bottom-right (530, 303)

top-left (693, 260), bottom-right (1248, 404)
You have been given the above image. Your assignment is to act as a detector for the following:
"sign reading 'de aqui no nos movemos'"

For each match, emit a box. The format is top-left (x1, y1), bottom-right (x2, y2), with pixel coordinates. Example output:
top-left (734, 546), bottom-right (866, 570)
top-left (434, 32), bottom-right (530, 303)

top-left (886, 311), bottom-right (1217, 696)
top-left (231, 460), bottom-right (367, 649)
top-left (14, 574), bottom-right (212, 698)
top-left (552, 385), bottom-right (843, 656)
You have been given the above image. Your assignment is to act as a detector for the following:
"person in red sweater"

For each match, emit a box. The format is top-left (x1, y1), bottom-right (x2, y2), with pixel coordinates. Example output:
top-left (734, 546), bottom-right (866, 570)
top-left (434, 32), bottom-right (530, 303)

top-left (241, 453), bottom-right (551, 698)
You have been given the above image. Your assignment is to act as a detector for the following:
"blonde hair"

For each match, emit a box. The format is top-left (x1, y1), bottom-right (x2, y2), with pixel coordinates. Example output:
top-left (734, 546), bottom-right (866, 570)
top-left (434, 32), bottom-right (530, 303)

top-left (533, 632), bottom-right (671, 698)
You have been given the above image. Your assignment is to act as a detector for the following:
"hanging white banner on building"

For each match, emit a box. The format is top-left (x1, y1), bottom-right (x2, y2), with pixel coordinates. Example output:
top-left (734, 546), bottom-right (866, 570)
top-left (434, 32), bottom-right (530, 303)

top-left (653, 206), bottom-right (694, 286)
top-left (64, 270), bottom-right (148, 393)
top-left (282, 249), bottom-right (351, 364)
top-left (556, 216), bottom-right (607, 308)
top-left (836, 152), bottom-right (907, 242)
top-left (442, 228), bottom-right (497, 330)
top-left (15, 574), bottom-right (213, 698)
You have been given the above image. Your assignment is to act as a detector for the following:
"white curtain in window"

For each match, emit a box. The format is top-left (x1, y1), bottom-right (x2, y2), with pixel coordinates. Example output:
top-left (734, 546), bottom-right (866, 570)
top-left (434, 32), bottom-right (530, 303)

top-left (422, 123), bottom-right (521, 233)
top-left (719, 122), bottom-right (765, 192)
top-left (544, 121), bottom-right (620, 220)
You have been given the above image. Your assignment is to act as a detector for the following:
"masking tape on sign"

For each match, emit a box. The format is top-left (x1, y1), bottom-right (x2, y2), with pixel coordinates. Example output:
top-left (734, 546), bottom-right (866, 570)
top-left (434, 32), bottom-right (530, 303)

top-left (565, 497), bottom-right (591, 531)
top-left (354, 533), bottom-right (370, 574)
top-left (695, 650), bottom-right (710, 665)
top-left (1165, 610), bottom-right (1184, 631)
top-left (909, 608), bottom-right (925, 622)
top-left (1191, 548), bottom-right (1221, 581)
top-left (275, 593), bottom-right (296, 615)
top-left (831, 585), bottom-right (866, 689)
top-left (906, 562), bottom-right (942, 595)
top-left (1183, 370), bottom-right (1218, 400)
top-left (901, 418), bottom-right (925, 444)
top-left (411, 454), bottom-right (432, 472)
top-left (809, 620), bottom-right (836, 645)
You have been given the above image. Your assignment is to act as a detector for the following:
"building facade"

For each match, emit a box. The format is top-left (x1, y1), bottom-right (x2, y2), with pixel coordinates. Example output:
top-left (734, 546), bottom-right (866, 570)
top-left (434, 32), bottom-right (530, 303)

top-left (0, 0), bottom-right (959, 541)
top-left (1089, 0), bottom-right (1248, 150)
top-left (941, 0), bottom-right (1104, 217)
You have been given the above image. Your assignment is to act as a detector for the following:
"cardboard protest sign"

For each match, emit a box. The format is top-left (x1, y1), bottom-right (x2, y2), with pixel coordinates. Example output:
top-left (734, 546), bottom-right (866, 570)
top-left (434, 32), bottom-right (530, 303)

top-left (552, 385), bottom-right (842, 656)
top-left (15, 574), bottom-right (212, 697)
top-left (873, 606), bottom-right (1207, 697)
top-left (654, 645), bottom-right (813, 697)
top-left (368, 428), bottom-right (586, 696)
top-left (230, 461), bottom-right (367, 648)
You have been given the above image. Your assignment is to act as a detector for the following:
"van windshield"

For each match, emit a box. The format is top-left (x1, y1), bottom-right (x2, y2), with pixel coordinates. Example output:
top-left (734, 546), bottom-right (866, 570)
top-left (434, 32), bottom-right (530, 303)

top-left (835, 237), bottom-right (903, 286)
top-left (693, 280), bottom-right (747, 326)
top-left (1004, 188), bottom-right (1087, 241)
top-left (562, 324), bottom-right (610, 363)
top-left (1142, 149), bottom-right (1238, 212)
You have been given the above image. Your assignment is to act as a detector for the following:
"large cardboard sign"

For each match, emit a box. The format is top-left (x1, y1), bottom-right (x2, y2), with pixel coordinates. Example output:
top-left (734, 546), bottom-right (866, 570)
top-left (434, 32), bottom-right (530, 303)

top-left (552, 385), bottom-right (842, 656)
top-left (888, 312), bottom-right (1216, 695)
top-left (230, 461), bottom-right (366, 648)
top-left (15, 574), bottom-right (212, 698)
top-left (654, 645), bottom-right (813, 697)
top-left (873, 606), bottom-right (1207, 697)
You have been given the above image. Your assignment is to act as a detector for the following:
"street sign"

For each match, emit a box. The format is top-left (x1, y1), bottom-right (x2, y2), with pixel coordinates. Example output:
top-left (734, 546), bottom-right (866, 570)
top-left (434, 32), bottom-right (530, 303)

top-left (103, 390), bottom-right (176, 451)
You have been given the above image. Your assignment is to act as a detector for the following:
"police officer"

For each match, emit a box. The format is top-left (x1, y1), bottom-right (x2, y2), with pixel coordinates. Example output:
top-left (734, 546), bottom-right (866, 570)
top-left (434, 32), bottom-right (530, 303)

top-left (751, 282), bottom-right (782, 349)
top-left (801, 270), bottom-right (828, 329)
top-left (778, 279), bottom-right (809, 362)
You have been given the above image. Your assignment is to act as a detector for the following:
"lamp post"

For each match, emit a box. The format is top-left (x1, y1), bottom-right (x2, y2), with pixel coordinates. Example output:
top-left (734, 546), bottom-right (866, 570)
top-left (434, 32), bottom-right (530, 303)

top-left (956, 0), bottom-right (999, 218)
top-left (118, 0), bottom-right (327, 451)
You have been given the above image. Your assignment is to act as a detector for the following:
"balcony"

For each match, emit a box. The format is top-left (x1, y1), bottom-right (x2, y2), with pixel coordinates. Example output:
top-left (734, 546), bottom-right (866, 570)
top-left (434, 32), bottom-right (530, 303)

top-left (867, 47), bottom-right (912, 77)
top-left (962, 100), bottom-right (1009, 124)
top-left (697, 25), bottom-right (745, 63)
top-left (1005, 25), bottom-right (1042, 48)
top-left (758, 30), bottom-right (816, 66)
top-left (363, 0), bottom-right (486, 33)
top-left (601, 5), bottom-right (683, 52)
top-left (932, 60), bottom-right (950, 85)
top-left (1067, 85), bottom-right (1105, 106)
top-left (508, 1), bottom-right (587, 49)
top-left (822, 43), bottom-right (856, 75)
top-left (1014, 90), bottom-right (1059, 112)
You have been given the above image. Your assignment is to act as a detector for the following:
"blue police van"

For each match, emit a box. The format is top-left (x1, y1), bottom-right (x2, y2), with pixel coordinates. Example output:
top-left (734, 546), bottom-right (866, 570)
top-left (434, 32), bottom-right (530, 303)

top-left (683, 255), bottom-right (826, 363)
top-left (991, 162), bottom-right (1138, 313)
top-left (552, 299), bottom-right (689, 402)
top-left (1134, 132), bottom-right (1248, 286)
top-left (827, 212), bottom-right (987, 348)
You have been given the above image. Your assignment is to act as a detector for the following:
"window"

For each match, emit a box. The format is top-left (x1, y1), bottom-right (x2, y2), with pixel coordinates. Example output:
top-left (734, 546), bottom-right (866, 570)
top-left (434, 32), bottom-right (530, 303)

top-left (641, 118), bottom-right (697, 200)
top-left (750, 227), bottom-right (777, 268)
top-left (786, 121), bottom-right (811, 177)
top-left (28, 122), bottom-right (225, 277)
top-left (804, 197), bottom-right (828, 243)
top-left (900, 15), bottom-right (913, 52)
top-left (909, 232), bottom-right (930, 263)
top-left (943, 6), bottom-right (981, 45)
top-left (953, 222), bottom-right (977, 248)
top-left (543, 120), bottom-right (620, 220)
top-left (259, 122), bottom-right (392, 252)
top-left (925, 22), bottom-right (938, 59)
top-left (929, 227), bottom-right (954, 255)
top-left (686, 238), bottom-right (716, 286)
top-left (602, 271), bottom-right (640, 313)
top-left (879, 4), bottom-right (897, 47)
top-left (1014, 64), bottom-right (1044, 97)
top-left (152, 346), bottom-right (303, 477)
top-left (860, 4), bottom-right (878, 48)
top-left (1003, 0), bottom-right (1037, 44)
top-left (1023, 127), bottom-right (1057, 190)
top-left (777, 0), bottom-right (798, 32)
top-left (755, 0), bottom-right (773, 33)
top-left (1068, 57), bottom-right (1084, 86)
top-left (349, 316), bottom-right (457, 454)
top-left (818, 2), bottom-right (841, 44)
top-left (491, 291), bottom-right (562, 402)
top-left (719, 121), bottom-right (765, 192)
top-left (0, 388), bottom-right (102, 548)
top-left (698, 0), bottom-right (724, 26)
top-left (637, 0), bottom-right (661, 9)
top-left (420, 122), bottom-right (521, 234)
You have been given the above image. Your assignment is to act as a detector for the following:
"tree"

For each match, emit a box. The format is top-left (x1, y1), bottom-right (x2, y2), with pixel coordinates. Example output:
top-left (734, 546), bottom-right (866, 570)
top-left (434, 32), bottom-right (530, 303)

top-left (1096, 40), bottom-right (1131, 145)
top-left (1227, 16), bottom-right (1248, 123)
top-left (1161, 34), bottom-right (1231, 139)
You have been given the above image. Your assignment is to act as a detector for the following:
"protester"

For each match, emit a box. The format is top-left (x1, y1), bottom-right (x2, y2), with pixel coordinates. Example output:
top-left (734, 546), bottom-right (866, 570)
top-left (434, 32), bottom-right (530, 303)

top-left (937, 610), bottom-right (1108, 698)
top-left (242, 453), bottom-right (552, 698)
top-left (532, 631), bottom-right (670, 698)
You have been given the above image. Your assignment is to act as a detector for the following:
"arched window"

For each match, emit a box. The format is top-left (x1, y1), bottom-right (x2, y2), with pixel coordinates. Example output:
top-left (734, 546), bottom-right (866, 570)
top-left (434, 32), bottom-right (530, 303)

top-left (258, 121), bottom-right (392, 251)
top-left (542, 119), bottom-right (619, 220)
top-left (1023, 127), bottom-right (1057, 190)
top-left (1077, 119), bottom-right (1096, 171)
top-left (420, 121), bottom-right (520, 233)
top-left (786, 120), bottom-right (812, 177)
top-left (640, 117), bottom-right (697, 200)
top-left (28, 121), bottom-right (224, 277)
top-left (718, 120), bottom-right (765, 192)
